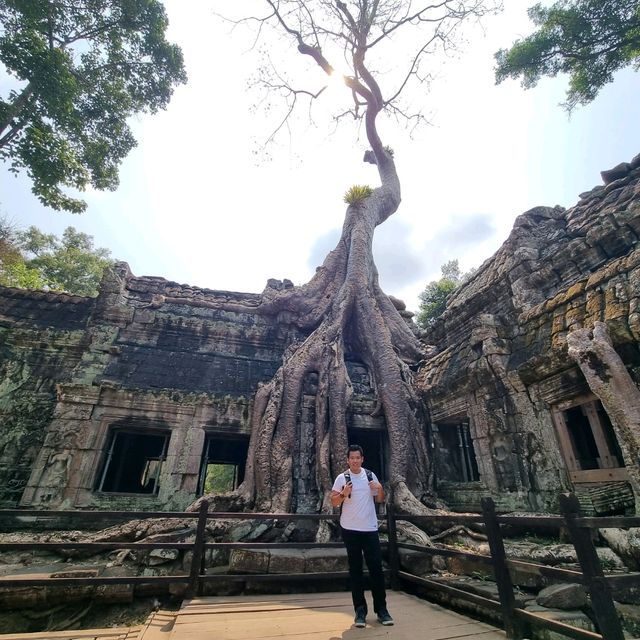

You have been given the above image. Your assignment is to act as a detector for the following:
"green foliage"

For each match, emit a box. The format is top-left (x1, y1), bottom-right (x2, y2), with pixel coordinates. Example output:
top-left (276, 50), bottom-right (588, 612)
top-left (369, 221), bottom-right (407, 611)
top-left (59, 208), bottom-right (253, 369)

top-left (344, 184), bottom-right (373, 205)
top-left (204, 464), bottom-right (237, 494)
top-left (0, 218), bottom-right (112, 296)
top-left (495, 0), bottom-right (640, 110)
top-left (416, 260), bottom-right (472, 329)
top-left (0, 0), bottom-right (187, 212)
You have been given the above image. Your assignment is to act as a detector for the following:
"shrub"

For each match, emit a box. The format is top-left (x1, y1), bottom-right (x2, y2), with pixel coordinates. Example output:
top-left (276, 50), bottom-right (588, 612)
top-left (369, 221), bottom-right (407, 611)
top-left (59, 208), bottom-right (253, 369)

top-left (344, 185), bottom-right (373, 205)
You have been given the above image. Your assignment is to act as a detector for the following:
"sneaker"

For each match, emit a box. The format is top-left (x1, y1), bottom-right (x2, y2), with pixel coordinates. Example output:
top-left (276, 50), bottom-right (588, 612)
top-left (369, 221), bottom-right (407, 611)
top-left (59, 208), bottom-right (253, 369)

top-left (377, 609), bottom-right (394, 626)
top-left (354, 607), bottom-right (367, 628)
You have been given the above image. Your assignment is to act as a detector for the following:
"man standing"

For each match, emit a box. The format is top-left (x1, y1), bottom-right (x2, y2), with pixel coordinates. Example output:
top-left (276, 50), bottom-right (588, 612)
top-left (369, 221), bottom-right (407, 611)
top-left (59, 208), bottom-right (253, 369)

top-left (331, 444), bottom-right (394, 628)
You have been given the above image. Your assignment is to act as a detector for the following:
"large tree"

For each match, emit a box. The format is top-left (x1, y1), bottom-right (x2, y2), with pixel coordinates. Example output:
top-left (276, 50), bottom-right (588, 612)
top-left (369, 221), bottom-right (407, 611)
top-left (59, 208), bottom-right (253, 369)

top-left (0, 0), bottom-right (186, 213)
top-left (175, 0), bottom-right (496, 519)
top-left (417, 260), bottom-right (464, 329)
top-left (495, 0), bottom-right (640, 110)
top-left (0, 219), bottom-right (112, 296)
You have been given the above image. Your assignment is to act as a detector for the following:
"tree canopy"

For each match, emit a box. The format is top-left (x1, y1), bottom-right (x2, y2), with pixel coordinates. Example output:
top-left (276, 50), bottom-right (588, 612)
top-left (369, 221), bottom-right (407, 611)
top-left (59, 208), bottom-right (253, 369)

top-left (0, 219), bottom-right (112, 296)
top-left (0, 0), bottom-right (186, 213)
top-left (238, 0), bottom-right (498, 146)
top-left (416, 259), bottom-right (466, 328)
top-left (495, 0), bottom-right (640, 110)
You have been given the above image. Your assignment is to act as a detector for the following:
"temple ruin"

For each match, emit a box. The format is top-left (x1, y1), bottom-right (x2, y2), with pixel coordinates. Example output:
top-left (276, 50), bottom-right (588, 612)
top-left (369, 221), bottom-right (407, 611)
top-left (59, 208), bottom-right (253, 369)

top-left (1, 153), bottom-right (639, 517)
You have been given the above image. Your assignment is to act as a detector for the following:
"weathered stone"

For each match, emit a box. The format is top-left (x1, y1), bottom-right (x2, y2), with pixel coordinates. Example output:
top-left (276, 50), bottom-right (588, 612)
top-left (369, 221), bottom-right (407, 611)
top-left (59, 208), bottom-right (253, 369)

top-left (398, 549), bottom-right (434, 575)
top-left (524, 605), bottom-right (596, 640)
top-left (268, 549), bottom-right (306, 574)
top-left (601, 162), bottom-right (631, 185)
top-left (600, 528), bottom-right (640, 570)
top-left (615, 602), bottom-right (640, 637)
top-left (304, 548), bottom-right (348, 573)
top-left (228, 549), bottom-right (269, 574)
top-left (147, 548), bottom-right (180, 565)
top-left (536, 583), bottom-right (587, 609)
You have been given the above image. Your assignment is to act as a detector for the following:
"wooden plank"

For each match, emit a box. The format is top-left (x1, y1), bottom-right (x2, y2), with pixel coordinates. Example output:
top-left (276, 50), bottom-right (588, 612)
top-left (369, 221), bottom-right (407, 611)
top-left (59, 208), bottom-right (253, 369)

top-left (165, 591), bottom-right (505, 640)
top-left (135, 610), bottom-right (176, 640)
top-left (0, 628), bottom-right (141, 640)
top-left (559, 494), bottom-right (625, 640)
top-left (481, 497), bottom-right (522, 639)
top-left (570, 468), bottom-right (629, 483)
top-left (551, 406), bottom-right (579, 471)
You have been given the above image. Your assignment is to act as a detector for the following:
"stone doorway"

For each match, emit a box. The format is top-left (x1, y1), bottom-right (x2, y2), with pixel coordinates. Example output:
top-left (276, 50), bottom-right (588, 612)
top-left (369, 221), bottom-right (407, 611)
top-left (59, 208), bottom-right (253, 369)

top-left (347, 427), bottom-right (387, 482)
top-left (96, 429), bottom-right (170, 495)
top-left (433, 422), bottom-right (480, 483)
top-left (197, 434), bottom-right (249, 496)
top-left (552, 397), bottom-right (627, 482)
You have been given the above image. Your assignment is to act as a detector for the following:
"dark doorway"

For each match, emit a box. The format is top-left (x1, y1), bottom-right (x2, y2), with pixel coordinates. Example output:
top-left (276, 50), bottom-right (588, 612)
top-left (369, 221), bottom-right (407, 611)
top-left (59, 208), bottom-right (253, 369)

top-left (564, 406), bottom-right (600, 470)
top-left (97, 430), bottom-right (169, 494)
top-left (435, 422), bottom-right (480, 482)
top-left (347, 428), bottom-right (386, 482)
top-left (198, 435), bottom-right (249, 495)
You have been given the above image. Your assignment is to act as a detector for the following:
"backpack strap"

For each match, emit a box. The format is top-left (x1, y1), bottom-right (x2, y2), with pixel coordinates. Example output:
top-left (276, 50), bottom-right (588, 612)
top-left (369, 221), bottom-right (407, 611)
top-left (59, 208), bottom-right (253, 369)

top-left (340, 469), bottom-right (375, 511)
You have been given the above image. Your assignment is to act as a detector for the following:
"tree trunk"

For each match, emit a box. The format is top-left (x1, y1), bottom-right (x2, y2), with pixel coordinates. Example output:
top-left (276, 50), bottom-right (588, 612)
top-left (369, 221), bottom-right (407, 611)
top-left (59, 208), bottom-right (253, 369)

top-left (567, 321), bottom-right (640, 507)
top-left (187, 145), bottom-right (436, 519)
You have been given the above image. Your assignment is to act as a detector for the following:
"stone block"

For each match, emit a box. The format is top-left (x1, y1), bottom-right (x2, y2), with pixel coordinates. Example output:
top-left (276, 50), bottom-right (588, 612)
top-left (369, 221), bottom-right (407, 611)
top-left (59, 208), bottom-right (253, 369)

top-left (399, 549), bottom-right (434, 576)
top-left (446, 555), bottom-right (494, 580)
top-left (615, 602), bottom-right (640, 638)
top-left (524, 604), bottom-right (596, 640)
top-left (536, 583), bottom-right (587, 609)
top-left (304, 548), bottom-right (348, 573)
top-left (148, 548), bottom-right (180, 565)
top-left (229, 548), bottom-right (269, 574)
top-left (268, 549), bottom-right (305, 574)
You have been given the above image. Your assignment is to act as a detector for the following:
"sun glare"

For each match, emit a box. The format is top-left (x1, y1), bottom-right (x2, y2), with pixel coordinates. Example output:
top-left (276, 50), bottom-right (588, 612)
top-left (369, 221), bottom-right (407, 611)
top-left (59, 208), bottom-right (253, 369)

top-left (322, 69), bottom-right (349, 111)
top-left (327, 69), bottom-right (347, 90)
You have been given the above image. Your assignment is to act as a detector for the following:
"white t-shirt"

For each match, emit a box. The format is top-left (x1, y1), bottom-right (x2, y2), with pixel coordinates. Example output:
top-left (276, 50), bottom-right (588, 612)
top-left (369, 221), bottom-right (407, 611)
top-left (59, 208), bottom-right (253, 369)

top-left (332, 468), bottom-right (380, 532)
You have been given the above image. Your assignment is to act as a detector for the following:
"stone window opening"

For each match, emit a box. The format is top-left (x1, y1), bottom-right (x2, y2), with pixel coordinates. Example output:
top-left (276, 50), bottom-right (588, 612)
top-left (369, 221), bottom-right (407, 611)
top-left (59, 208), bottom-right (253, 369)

top-left (552, 397), bottom-right (627, 483)
top-left (198, 435), bottom-right (249, 496)
top-left (96, 429), bottom-right (169, 495)
top-left (435, 422), bottom-right (480, 483)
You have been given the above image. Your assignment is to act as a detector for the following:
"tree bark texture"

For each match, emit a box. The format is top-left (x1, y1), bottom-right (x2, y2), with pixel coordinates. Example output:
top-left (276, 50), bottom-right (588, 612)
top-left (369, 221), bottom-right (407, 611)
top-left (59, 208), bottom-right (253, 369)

top-left (567, 321), bottom-right (640, 505)
top-left (156, 134), bottom-right (434, 520)
top-left (210, 147), bottom-right (433, 517)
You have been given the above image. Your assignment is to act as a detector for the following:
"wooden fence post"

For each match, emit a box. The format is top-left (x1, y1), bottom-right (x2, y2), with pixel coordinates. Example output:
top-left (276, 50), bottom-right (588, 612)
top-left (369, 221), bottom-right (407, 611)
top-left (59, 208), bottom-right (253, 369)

top-left (481, 497), bottom-right (523, 640)
top-left (559, 493), bottom-right (625, 640)
top-left (186, 500), bottom-right (209, 599)
top-left (386, 493), bottom-right (400, 590)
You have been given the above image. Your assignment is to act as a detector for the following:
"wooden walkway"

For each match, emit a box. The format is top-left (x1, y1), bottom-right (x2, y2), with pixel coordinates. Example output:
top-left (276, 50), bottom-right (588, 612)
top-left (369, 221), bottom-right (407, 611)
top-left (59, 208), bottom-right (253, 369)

top-left (2, 592), bottom-right (506, 640)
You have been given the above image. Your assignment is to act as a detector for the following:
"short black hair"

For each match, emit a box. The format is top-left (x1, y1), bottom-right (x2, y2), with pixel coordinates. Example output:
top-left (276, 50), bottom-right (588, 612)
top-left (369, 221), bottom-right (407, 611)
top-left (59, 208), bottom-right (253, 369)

top-left (347, 444), bottom-right (364, 457)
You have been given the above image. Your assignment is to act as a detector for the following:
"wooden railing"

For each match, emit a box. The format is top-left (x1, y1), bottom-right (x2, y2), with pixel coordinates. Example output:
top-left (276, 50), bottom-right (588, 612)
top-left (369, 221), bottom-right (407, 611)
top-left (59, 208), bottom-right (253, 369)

top-left (1, 493), bottom-right (638, 640)
top-left (390, 493), bottom-right (637, 640)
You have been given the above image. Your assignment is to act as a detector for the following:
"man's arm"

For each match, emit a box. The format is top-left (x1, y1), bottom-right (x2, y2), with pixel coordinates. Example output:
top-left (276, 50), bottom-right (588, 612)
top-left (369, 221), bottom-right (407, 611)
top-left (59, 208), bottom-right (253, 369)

top-left (331, 476), bottom-right (352, 507)
top-left (369, 480), bottom-right (385, 503)
top-left (331, 489), bottom-right (345, 508)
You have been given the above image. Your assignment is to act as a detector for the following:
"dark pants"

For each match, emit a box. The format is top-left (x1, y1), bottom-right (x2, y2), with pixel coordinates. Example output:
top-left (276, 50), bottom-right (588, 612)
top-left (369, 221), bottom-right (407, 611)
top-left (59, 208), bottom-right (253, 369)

top-left (340, 526), bottom-right (387, 614)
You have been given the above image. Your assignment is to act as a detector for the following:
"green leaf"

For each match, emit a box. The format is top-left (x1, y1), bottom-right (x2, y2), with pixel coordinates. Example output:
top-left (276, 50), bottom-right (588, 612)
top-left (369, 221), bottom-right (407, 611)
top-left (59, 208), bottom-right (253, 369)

top-left (495, 0), bottom-right (640, 110)
top-left (0, 0), bottom-right (187, 212)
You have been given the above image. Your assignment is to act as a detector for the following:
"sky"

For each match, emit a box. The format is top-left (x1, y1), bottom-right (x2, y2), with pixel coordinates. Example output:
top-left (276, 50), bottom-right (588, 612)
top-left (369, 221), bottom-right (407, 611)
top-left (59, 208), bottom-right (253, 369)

top-left (1, 1), bottom-right (639, 313)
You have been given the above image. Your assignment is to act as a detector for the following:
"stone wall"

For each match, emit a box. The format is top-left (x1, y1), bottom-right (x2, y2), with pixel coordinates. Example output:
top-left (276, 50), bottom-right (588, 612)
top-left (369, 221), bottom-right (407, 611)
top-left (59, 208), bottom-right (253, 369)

top-left (0, 288), bottom-right (92, 507)
top-left (419, 154), bottom-right (640, 512)
top-left (1, 263), bottom-right (384, 511)
top-left (3, 155), bottom-right (640, 516)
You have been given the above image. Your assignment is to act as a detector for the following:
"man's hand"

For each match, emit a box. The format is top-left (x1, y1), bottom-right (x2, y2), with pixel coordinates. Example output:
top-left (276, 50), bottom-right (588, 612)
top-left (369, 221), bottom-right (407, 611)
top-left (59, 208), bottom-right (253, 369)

top-left (369, 480), bottom-right (385, 502)
top-left (343, 481), bottom-right (353, 498)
